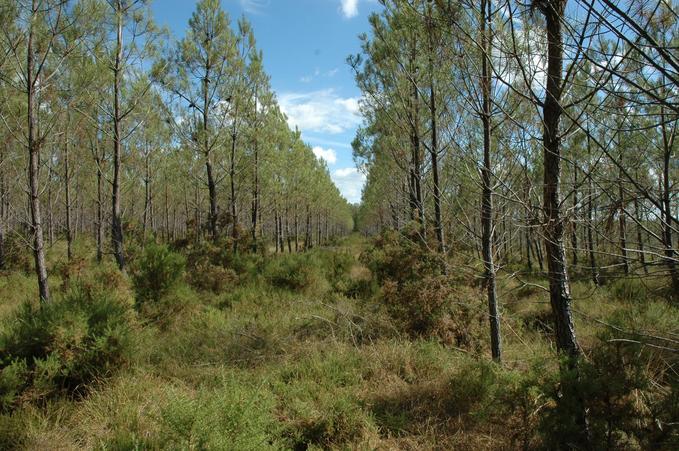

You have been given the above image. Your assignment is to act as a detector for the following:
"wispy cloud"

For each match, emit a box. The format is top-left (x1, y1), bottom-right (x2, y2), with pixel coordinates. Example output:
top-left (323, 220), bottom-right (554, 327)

top-left (332, 167), bottom-right (366, 203)
top-left (340, 0), bottom-right (359, 18)
top-left (279, 89), bottom-right (361, 135)
top-left (240, 0), bottom-right (269, 14)
top-left (300, 68), bottom-right (338, 84)
top-left (312, 146), bottom-right (337, 165)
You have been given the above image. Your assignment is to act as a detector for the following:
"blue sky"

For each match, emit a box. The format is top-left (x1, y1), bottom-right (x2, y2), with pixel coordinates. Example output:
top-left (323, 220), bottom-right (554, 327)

top-left (152, 0), bottom-right (380, 203)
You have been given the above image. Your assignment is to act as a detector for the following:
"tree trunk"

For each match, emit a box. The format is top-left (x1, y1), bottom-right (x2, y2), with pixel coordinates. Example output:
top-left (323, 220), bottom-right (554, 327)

top-left (112, 5), bottom-right (125, 271)
top-left (0, 148), bottom-right (5, 270)
top-left (571, 166), bottom-right (578, 267)
top-left (294, 204), bottom-right (299, 252)
top-left (542, 0), bottom-right (580, 357)
top-left (634, 196), bottom-right (647, 274)
top-left (660, 107), bottom-right (679, 296)
top-left (251, 134), bottom-right (259, 250)
top-left (230, 131), bottom-right (238, 253)
top-left (64, 120), bottom-right (73, 261)
top-left (143, 152), bottom-right (151, 242)
top-left (96, 156), bottom-right (103, 263)
top-left (427, 7), bottom-right (445, 253)
top-left (47, 167), bottom-right (54, 246)
top-left (586, 124), bottom-right (598, 285)
top-left (286, 206), bottom-right (292, 253)
top-left (305, 204), bottom-right (311, 250)
top-left (480, 0), bottom-right (501, 363)
top-left (618, 167), bottom-right (629, 275)
top-left (542, 5), bottom-right (589, 444)
top-left (203, 47), bottom-right (218, 242)
top-left (27, 0), bottom-right (50, 301)
top-left (164, 180), bottom-right (170, 243)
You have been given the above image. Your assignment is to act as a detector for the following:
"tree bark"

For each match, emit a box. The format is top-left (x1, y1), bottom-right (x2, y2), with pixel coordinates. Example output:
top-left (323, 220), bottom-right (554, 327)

top-left (64, 118), bottom-right (73, 261)
top-left (660, 106), bottom-right (679, 296)
top-left (586, 123), bottom-right (598, 285)
top-left (542, 0), bottom-right (580, 357)
top-left (571, 166), bottom-right (578, 267)
top-left (96, 155), bottom-right (103, 263)
top-left (480, 0), bottom-right (501, 363)
top-left (27, 0), bottom-right (50, 301)
top-left (427, 6), bottom-right (445, 253)
top-left (111, 3), bottom-right (125, 271)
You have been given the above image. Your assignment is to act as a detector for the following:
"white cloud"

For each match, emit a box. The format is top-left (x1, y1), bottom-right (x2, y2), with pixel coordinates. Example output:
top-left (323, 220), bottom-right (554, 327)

top-left (278, 89), bottom-right (362, 135)
top-left (340, 0), bottom-right (359, 18)
top-left (312, 146), bottom-right (337, 164)
top-left (332, 167), bottom-right (366, 203)
top-left (240, 0), bottom-right (269, 14)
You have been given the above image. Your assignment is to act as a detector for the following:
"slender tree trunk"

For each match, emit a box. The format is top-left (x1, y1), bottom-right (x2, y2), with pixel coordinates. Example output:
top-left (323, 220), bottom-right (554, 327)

top-left (64, 120), bottom-right (73, 261)
top-left (111, 4), bottom-right (125, 271)
top-left (480, 0), bottom-right (500, 363)
top-left (27, 0), bottom-right (50, 301)
top-left (524, 176), bottom-right (533, 272)
top-left (634, 195), bottom-right (648, 274)
top-left (586, 124), bottom-right (598, 285)
top-left (305, 205), bottom-right (311, 250)
top-left (203, 50), bottom-right (218, 242)
top-left (542, 0), bottom-right (580, 357)
top-left (274, 208), bottom-right (280, 253)
top-left (660, 107), bottom-right (679, 296)
top-left (542, 5), bottom-right (589, 444)
top-left (279, 214), bottom-right (285, 253)
top-left (286, 206), bottom-right (292, 253)
top-left (251, 135), bottom-right (259, 250)
top-left (164, 181), bottom-right (170, 243)
top-left (427, 7), bottom-right (444, 253)
top-left (143, 153), bottom-right (151, 242)
top-left (571, 166), bottom-right (578, 267)
top-left (0, 148), bottom-right (5, 271)
top-left (96, 156), bottom-right (103, 263)
top-left (294, 205), bottom-right (299, 252)
top-left (47, 167), bottom-right (54, 246)
top-left (618, 166), bottom-right (629, 275)
top-left (230, 130), bottom-right (238, 253)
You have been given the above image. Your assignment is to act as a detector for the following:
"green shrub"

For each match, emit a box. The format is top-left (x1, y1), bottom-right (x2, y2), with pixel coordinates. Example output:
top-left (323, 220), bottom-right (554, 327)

top-left (264, 253), bottom-right (326, 292)
top-left (132, 242), bottom-right (185, 303)
top-left (0, 286), bottom-right (137, 411)
top-left (187, 262), bottom-right (238, 293)
top-left (156, 373), bottom-right (280, 450)
top-left (609, 277), bottom-right (648, 302)
top-left (2, 234), bottom-right (32, 273)
top-left (282, 393), bottom-right (373, 449)
top-left (537, 348), bottom-right (647, 450)
top-left (360, 228), bottom-right (444, 286)
top-left (361, 230), bottom-right (482, 342)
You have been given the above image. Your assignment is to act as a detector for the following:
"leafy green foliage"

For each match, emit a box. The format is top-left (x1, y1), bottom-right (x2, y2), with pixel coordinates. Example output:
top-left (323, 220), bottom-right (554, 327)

top-left (0, 286), bottom-right (137, 411)
top-left (264, 252), bottom-right (327, 292)
top-left (132, 242), bottom-right (186, 303)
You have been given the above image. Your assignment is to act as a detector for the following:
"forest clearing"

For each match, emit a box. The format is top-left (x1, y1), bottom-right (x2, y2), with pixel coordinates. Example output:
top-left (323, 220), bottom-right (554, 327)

top-left (1, 0), bottom-right (678, 449)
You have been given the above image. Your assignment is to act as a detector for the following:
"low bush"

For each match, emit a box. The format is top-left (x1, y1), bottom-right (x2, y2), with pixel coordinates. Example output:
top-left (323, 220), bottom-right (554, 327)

top-left (264, 253), bottom-right (327, 293)
top-left (361, 230), bottom-right (483, 344)
top-left (360, 228), bottom-right (444, 286)
top-left (187, 262), bottom-right (238, 293)
top-left (132, 242), bottom-right (186, 303)
top-left (609, 277), bottom-right (648, 303)
top-left (2, 234), bottom-right (32, 273)
top-left (0, 285), bottom-right (137, 411)
top-left (156, 374), bottom-right (280, 450)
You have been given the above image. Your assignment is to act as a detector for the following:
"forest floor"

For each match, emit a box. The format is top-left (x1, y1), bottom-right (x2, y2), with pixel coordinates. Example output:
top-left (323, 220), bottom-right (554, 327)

top-left (1, 234), bottom-right (678, 450)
